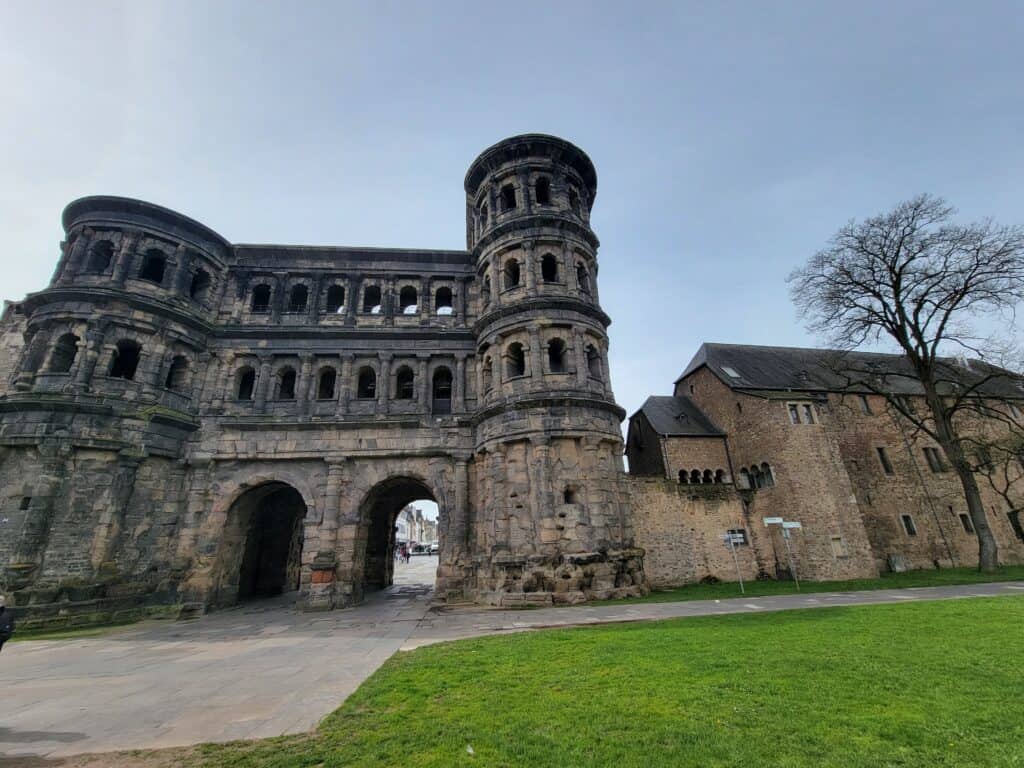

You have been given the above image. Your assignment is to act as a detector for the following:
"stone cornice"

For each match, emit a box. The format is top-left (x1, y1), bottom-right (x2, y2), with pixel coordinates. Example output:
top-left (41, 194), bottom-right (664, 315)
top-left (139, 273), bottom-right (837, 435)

top-left (474, 296), bottom-right (611, 335)
top-left (471, 214), bottom-right (599, 256)
top-left (472, 393), bottom-right (626, 425)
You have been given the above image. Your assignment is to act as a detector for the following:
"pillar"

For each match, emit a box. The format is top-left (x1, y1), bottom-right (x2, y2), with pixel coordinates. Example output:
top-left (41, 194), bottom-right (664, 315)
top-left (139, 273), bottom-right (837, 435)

top-left (211, 352), bottom-right (235, 410)
top-left (528, 326), bottom-right (544, 386)
top-left (454, 354), bottom-right (466, 412)
top-left (74, 328), bottom-right (105, 389)
top-left (573, 327), bottom-right (588, 387)
top-left (523, 240), bottom-right (537, 292)
top-left (346, 277), bottom-right (359, 325)
top-left (298, 353), bottom-right (314, 415)
top-left (255, 355), bottom-right (273, 411)
top-left (308, 276), bottom-right (322, 323)
top-left (377, 353), bottom-right (391, 414)
top-left (112, 232), bottom-right (139, 287)
top-left (58, 228), bottom-right (91, 284)
top-left (419, 277), bottom-right (429, 321)
top-left (338, 354), bottom-right (353, 414)
top-left (416, 356), bottom-right (429, 409)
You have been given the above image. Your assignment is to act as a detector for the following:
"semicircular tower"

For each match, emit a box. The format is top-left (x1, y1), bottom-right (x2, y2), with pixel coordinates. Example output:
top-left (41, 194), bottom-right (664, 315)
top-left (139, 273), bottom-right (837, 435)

top-left (464, 134), bottom-right (645, 605)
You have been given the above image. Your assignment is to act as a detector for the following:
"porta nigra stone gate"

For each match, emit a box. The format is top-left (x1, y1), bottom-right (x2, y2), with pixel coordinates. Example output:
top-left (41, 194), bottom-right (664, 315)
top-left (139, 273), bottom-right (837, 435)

top-left (0, 134), bottom-right (647, 618)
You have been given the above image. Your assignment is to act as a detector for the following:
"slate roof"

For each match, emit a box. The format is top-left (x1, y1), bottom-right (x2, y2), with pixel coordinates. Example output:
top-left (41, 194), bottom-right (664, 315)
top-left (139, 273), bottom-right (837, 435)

top-left (634, 395), bottom-right (724, 437)
top-left (679, 343), bottom-right (1024, 399)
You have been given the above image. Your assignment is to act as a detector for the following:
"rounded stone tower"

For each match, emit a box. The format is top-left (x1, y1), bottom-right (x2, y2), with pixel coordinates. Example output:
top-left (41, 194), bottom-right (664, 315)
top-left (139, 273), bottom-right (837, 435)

top-left (464, 134), bottom-right (645, 605)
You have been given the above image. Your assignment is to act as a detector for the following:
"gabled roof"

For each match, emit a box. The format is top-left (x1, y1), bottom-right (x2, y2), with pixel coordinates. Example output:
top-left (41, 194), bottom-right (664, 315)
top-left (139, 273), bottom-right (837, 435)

top-left (678, 343), bottom-right (1024, 399)
top-left (632, 395), bottom-right (724, 437)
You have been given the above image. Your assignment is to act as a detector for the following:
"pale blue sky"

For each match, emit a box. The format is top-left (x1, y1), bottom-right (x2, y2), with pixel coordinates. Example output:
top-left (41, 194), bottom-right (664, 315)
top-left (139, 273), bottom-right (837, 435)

top-left (2, 0), bottom-right (1022, 432)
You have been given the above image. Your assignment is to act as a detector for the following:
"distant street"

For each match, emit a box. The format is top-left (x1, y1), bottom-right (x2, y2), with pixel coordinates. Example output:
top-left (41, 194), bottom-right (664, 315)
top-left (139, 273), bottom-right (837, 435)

top-left (393, 554), bottom-right (438, 586)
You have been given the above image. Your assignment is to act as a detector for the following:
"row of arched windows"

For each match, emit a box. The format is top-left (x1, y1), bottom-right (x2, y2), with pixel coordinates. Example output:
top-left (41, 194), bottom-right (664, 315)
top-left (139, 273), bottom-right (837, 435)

top-left (81, 240), bottom-right (214, 305)
top-left (480, 256), bottom-right (592, 308)
top-left (250, 283), bottom-right (455, 316)
top-left (679, 469), bottom-right (728, 485)
top-left (740, 463), bottom-right (776, 489)
top-left (475, 174), bottom-right (584, 235)
top-left (479, 337), bottom-right (602, 391)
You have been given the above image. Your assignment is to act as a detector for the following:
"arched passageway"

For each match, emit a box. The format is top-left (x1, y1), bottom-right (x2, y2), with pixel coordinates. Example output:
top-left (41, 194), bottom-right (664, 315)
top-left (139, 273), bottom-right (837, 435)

top-left (358, 476), bottom-right (437, 593)
top-left (217, 482), bottom-right (307, 605)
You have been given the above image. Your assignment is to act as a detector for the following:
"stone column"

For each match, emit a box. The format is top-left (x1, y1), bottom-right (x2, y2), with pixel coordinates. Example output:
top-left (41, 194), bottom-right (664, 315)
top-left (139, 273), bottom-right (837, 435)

top-left (454, 354), bottom-right (466, 412)
top-left (416, 356), bottom-right (429, 410)
top-left (255, 355), bottom-right (273, 411)
top-left (271, 273), bottom-right (286, 323)
top-left (523, 240), bottom-right (537, 292)
top-left (338, 354), bottom-right (353, 414)
top-left (419, 277), bottom-right (429, 321)
top-left (298, 353), bottom-right (314, 415)
top-left (489, 257), bottom-right (501, 308)
top-left (458, 277), bottom-right (468, 322)
top-left (58, 228), bottom-right (92, 284)
top-left (89, 455), bottom-right (142, 573)
top-left (112, 232), bottom-right (139, 287)
top-left (14, 330), bottom-right (51, 390)
top-left (308, 276), bottom-right (322, 324)
top-left (528, 326), bottom-right (544, 386)
top-left (231, 273), bottom-right (249, 322)
top-left (573, 327), bottom-right (588, 387)
top-left (346, 277), bottom-right (359, 325)
top-left (562, 243), bottom-right (576, 293)
top-left (600, 339), bottom-right (614, 396)
top-left (172, 244), bottom-right (190, 296)
top-left (173, 458), bottom-right (213, 570)
top-left (377, 353), bottom-right (391, 414)
top-left (211, 352), bottom-right (235, 411)
top-left (519, 170), bottom-right (533, 214)
top-left (74, 328), bottom-right (105, 390)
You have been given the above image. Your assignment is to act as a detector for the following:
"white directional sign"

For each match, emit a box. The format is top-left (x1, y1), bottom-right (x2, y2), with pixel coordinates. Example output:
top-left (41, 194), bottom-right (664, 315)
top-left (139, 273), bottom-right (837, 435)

top-left (782, 521), bottom-right (803, 529)
top-left (763, 517), bottom-right (784, 526)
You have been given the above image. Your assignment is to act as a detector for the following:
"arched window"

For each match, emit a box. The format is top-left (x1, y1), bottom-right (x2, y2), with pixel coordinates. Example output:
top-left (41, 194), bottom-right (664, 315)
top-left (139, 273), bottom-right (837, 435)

top-left (714, 469), bottom-right (726, 484)
top-left (325, 284), bottom-right (345, 313)
top-left (139, 250), bottom-right (166, 284)
top-left (751, 465), bottom-right (767, 489)
top-left (482, 276), bottom-right (492, 305)
top-left (563, 486), bottom-right (578, 504)
top-left (478, 202), bottom-right (489, 231)
top-left (541, 254), bottom-right (559, 283)
top-left (277, 367), bottom-right (297, 400)
top-left (761, 462), bottom-right (775, 487)
top-left (690, 469), bottom-right (702, 484)
top-left (507, 343), bottom-right (526, 378)
top-left (678, 469), bottom-right (688, 485)
top-left (165, 355), bottom-right (189, 391)
top-left (548, 338), bottom-right (567, 373)
top-left (86, 240), bottom-right (114, 273)
top-left (251, 284), bottom-right (272, 313)
top-left (482, 355), bottom-right (493, 392)
top-left (400, 286), bottom-right (418, 314)
top-left (236, 366), bottom-right (256, 400)
top-left (432, 367), bottom-right (453, 414)
top-left (702, 469), bottom-right (714, 484)
top-left (317, 368), bottom-right (337, 400)
top-left (569, 187), bottom-right (581, 216)
top-left (363, 285), bottom-right (382, 314)
top-left (739, 467), bottom-right (751, 489)
top-left (576, 263), bottom-right (590, 294)
top-left (49, 333), bottom-right (79, 373)
top-left (435, 287), bottom-right (453, 315)
top-left (288, 284), bottom-right (308, 312)
top-left (586, 344), bottom-right (602, 379)
top-left (504, 259), bottom-right (521, 289)
top-left (395, 366), bottom-right (415, 399)
top-left (357, 367), bottom-right (376, 399)
top-left (109, 340), bottom-right (141, 380)
top-left (189, 269), bottom-right (211, 303)
top-left (500, 184), bottom-right (517, 211)
top-left (536, 177), bottom-right (551, 205)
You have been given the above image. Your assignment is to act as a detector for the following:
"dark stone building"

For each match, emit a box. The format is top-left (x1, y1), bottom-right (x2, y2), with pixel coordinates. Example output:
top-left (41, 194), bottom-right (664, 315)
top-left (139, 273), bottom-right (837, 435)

top-left (0, 134), bottom-right (646, 623)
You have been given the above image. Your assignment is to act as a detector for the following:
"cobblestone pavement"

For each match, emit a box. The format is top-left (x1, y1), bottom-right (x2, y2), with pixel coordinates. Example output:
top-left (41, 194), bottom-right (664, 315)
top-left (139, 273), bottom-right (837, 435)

top-left (2, 578), bottom-right (1021, 761)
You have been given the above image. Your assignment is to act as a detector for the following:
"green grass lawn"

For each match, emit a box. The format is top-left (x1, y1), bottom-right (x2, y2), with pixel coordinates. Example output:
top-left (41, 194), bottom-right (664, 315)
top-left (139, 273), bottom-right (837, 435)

top-left (185, 595), bottom-right (1024, 768)
top-left (602, 564), bottom-right (1024, 606)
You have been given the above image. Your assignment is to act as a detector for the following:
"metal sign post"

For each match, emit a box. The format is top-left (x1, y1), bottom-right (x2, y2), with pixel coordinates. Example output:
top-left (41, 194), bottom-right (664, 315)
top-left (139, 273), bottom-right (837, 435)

top-left (763, 517), bottom-right (803, 592)
top-left (721, 532), bottom-right (745, 594)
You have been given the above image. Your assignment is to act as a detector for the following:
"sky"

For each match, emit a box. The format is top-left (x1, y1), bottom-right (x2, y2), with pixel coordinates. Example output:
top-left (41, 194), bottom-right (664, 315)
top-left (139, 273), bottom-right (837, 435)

top-left (3, 0), bottom-right (1023, 450)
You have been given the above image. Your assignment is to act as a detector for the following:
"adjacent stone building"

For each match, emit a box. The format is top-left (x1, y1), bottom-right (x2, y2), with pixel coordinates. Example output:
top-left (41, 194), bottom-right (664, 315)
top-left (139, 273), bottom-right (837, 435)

top-left (0, 134), bottom-right (645, 623)
top-left (628, 343), bottom-right (1024, 587)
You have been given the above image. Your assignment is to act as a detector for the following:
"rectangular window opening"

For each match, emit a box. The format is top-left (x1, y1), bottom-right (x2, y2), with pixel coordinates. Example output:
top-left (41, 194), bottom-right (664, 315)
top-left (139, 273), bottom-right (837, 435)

top-left (830, 535), bottom-right (848, 557)
top-left (1008, 510), bottom-right (1024, 540)
top-left (923, 446), bottom-right (947, 473)
top-left (19, 496), bottom-right (31, 510)
top-left (958, 513), bottom-right (975, 534)
top-left (788, 404), bottom-right (801, 424)
top-left (858, 394), bottom-right (872, 414)
top-left (901, 514), bottom-right (917, 536)
top-left (876, 447), bottom-right (894, 475)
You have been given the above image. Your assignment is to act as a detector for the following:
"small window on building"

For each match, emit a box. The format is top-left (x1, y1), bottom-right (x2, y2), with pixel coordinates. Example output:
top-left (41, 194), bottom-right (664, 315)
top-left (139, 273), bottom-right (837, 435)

top-left (432, 367), bottom-right (453, 414)
top-left (586, 344), bottom-right (602, 379)
top-left (357, 367), bottom-right (376, 399)
top-left (504, 259), bottom-right (521, 289)
top-left (830, 535), bottom-right (848, 557)
top-left (109, 340), bottom-right (141, 381)
top-left (678, 470), bottom-right (688, 484)
top-left (363, 285), bottom-right (382, 314)
top-left (788, 404), bottom-right (801, 424)
top-left (251, 284), bottom-right (272, 313)
top-left (236, 367), bottom-right (255, 400)
top-left (139, 250), bottom-right (166, 284)
top-left (277, 368), bottom-right (296, 400)
top-left (500, 184), bottom-right (517, 211)
top-left (760, 462), bottom-right (775, 487)
top-left (876, 446), bottom-right (894, 475)
top-left (722, 366), bottom-right (742, 379)
top-left (164, 355), bottom-right (189, 392)
top-left (506, 343), bottom-right (526, 378)
top-left (536, 177), bottom-right (551, 205)
top-left (548, 338), bottom-right (567, 373)
top-left (19, 496), bottom-right (31, 511)
top-left (288, 284), bottom-right (308, 312)
top-left (958, 513), bottom-right (975, 534)
top-left (86, 240), bottom-right (114, 273)
top-left (317, 368), bottom-right (336, 400)
top-left (802, 404), bottom-right (816, 424)
top-left (1009, 402), bottom-right (1022, 420)
top-left (901, 514), bottom-right (918, 536)
top-left (190, 269), bottom-right (211, 303)
top-left (435, 287), bottom-right (453, 315)
top-left (541, 254), bottom-right (559, 283)
top-left (727, 528), bottom-right (748, 545)
top-left (858, 394), bottom-right (872, 414)
top-left (714, 469), bottom-right (726, 484)
top-left (478, 202), bottom-right (489, 227)
top-left (400, 286), bottom-right (418, 314)
top-left (576, 263), bottom-right (590, 294)
top-left (923, 446), bottom-right (947, 473)
top-left (690, 469), bottom-right (702, 484)
top-left (326, 284), bottom-right (346, 313)
top-left (49, 333), bottom-right (80, 373)
top-left (395, 366), bottom-right (415, 399)
top-left (1009, 510), bottom-right (1024, 540)
top-left (563, 487), bottom-right (578, 504)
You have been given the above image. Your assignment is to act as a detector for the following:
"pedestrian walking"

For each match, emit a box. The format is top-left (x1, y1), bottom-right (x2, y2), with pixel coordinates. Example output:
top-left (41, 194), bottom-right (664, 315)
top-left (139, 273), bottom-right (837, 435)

top-left (0, 596), bottom-right (14, 653)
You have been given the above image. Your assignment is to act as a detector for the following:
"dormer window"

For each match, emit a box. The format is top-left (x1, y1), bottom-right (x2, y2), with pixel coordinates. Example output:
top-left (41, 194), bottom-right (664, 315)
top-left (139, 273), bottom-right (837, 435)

top-left (722, 366), bottom-right (741, 378)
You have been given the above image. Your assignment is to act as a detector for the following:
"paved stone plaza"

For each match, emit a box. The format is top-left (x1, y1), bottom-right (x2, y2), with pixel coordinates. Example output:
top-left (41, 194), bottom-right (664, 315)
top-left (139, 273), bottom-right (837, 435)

top-left (2, 580), bottom-right (1022, 761)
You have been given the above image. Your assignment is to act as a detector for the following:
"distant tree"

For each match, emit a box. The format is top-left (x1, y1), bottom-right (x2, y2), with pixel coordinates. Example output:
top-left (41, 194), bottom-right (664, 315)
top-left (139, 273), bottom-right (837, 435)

top-left (788, 194), bottom-right (1024, 571)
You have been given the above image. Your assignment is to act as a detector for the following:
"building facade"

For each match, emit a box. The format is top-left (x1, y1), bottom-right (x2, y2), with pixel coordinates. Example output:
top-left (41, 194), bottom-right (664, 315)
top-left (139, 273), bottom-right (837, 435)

top-left (628, 343), bottom-right (1024, 588)
top-left (0, 134), bottom-right (645, 624)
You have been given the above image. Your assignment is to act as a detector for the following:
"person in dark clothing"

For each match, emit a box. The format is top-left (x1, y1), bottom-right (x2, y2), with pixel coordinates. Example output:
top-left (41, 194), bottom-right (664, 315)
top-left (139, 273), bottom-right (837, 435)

top-left (0, 596), bottom-right (13, 653)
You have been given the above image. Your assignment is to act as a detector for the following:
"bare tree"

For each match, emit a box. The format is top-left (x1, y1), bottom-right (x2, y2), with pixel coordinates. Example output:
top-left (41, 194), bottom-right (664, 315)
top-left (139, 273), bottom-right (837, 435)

top-left (788, 194), bottom-right (1024, 571)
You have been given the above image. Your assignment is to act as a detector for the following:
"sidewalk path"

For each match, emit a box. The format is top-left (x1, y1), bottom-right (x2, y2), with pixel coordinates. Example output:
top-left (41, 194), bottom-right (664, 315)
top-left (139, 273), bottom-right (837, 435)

top-left (2, 578), bottom-right (1021, 761)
